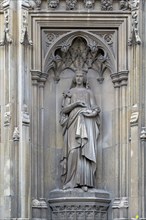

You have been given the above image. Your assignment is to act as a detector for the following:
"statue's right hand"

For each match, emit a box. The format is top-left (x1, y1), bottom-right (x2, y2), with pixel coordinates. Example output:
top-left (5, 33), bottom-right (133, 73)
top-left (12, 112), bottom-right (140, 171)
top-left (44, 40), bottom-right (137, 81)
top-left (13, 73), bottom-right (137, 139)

top-left (76, 101), bottom-right (86, 107)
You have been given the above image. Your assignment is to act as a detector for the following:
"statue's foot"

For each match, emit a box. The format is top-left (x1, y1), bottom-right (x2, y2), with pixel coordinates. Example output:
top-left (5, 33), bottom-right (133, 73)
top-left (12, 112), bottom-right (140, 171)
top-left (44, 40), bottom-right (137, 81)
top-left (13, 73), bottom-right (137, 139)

top-left (82, 186), bottom-right (88, 192)
top-left (63, 183), bottom-right (72, 190)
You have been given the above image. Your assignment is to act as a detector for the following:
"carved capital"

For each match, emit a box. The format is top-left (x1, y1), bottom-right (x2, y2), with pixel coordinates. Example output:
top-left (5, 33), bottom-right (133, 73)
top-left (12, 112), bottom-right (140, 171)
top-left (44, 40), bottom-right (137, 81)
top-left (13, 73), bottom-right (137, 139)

top-left (130, 104), bottom-right (139, 127)
top-left (112, 197), bottom-right (128, 209)
top-left (31, 70), bottom-right (47, 86)
top-left (112, 198), bottom-right (121, 209)
top-left (110, 70), bottom-right (129, 88)
top-left (32, 198), bottom-right (47, 208)
top-left (140, 127), bottom-right (146, 141)
top-left (31, 70), bottom-right (42, 85)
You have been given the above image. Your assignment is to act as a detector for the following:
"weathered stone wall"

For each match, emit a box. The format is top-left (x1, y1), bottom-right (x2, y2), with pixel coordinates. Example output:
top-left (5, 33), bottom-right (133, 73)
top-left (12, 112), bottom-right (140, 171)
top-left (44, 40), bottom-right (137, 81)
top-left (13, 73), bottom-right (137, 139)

top-left (0, 0), bottom-right (145, 219)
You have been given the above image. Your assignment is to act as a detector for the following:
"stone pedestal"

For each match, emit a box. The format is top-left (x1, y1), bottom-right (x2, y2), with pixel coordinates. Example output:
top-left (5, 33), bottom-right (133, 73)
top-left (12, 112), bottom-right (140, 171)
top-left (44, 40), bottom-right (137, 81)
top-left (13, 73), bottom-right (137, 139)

top-left (48, 189), bottom-right (111, 220)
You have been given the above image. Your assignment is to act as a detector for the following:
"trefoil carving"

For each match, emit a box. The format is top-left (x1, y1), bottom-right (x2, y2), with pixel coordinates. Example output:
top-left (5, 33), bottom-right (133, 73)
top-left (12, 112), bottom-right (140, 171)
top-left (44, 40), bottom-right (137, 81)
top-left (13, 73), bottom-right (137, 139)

top-left (128, 0), bottom-right (141, 46)
top-left (101, 0), bottom-right (113, 11)
top-left (48, 0), bottom-right (59, 9)
top-left (0, 9), bottom-right (12, 46)
top-left (66, 0), bottom-right (77, 10)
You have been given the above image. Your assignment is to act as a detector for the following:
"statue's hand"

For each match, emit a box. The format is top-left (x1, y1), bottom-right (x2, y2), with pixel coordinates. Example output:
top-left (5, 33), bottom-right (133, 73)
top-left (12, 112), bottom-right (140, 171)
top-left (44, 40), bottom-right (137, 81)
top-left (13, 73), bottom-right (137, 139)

top-left (76, 101), bottom-right (87, 107)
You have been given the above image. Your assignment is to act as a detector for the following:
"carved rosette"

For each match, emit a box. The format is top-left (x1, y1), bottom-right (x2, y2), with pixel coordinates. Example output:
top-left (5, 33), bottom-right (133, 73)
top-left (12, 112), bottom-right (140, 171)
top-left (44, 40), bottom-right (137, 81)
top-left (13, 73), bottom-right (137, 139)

top-left (101, 0), bottom-right (113, 11)
top-left (128, 0), bottom-right (141, 46)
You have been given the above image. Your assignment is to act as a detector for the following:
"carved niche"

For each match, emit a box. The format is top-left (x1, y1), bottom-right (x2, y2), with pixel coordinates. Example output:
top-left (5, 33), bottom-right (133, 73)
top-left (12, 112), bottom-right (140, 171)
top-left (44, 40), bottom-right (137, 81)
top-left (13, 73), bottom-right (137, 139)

top-left (44, 32), bottom-right (115, 84)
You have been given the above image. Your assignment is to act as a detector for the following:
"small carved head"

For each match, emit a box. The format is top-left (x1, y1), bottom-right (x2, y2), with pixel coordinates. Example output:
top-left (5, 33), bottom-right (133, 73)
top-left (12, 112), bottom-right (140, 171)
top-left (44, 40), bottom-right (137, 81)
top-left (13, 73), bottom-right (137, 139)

top-left (49, 0), bottom-right (59, 8)
top-left (66, 0), bottom-right (77, 10)
top-left (85, 0), bottom-right (94, 9)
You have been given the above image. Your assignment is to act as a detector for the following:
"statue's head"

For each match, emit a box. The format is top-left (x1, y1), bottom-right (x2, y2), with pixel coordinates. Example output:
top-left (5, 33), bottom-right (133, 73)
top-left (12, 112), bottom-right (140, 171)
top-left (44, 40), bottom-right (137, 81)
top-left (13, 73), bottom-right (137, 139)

top-left (71, 69), bottom-right (88, 88)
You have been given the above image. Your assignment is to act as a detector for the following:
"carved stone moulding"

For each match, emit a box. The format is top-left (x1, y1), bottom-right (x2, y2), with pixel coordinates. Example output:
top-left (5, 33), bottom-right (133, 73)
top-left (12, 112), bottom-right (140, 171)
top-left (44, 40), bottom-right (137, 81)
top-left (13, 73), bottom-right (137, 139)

top-left (110, 70), bottom-right (129, 88)
top-left (48, 189), bottom-right (111, 220)
top-left (32, 198), bottom-right (48, 219)
top-left (43, 31), bottom-right (116, 83)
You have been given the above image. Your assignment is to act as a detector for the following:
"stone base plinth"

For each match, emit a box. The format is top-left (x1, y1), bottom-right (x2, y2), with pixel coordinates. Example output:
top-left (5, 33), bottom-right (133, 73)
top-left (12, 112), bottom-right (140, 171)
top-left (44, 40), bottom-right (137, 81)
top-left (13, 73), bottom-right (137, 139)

top-left (48, 188), bottom-right (111, 220)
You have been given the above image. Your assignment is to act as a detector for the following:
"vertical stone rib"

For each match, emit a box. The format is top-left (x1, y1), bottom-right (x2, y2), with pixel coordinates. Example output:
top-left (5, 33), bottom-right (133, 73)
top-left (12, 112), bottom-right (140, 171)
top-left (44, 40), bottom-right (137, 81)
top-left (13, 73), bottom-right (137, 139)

top-left (38, 74), bottom-right (47, 198)
top-left (31, 70), bottom-right (41, 200)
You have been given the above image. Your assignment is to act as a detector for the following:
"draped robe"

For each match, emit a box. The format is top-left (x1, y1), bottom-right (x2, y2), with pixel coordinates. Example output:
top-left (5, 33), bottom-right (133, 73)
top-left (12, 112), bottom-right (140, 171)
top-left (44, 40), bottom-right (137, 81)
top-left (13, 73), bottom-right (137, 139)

top-left (60, 87), bottom-right (100, 189)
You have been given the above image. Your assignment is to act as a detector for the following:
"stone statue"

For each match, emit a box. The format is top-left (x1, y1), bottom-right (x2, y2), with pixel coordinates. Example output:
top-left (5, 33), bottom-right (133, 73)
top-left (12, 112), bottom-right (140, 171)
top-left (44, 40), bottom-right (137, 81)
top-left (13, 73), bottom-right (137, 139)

top-left (60, 69), bottom-right (100, 192)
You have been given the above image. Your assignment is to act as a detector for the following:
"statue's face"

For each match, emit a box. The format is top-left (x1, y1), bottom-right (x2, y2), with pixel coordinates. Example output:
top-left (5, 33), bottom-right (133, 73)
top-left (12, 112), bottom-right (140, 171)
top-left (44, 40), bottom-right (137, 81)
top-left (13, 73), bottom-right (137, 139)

top-left (120, 0), bottom-right (125, 6)
top-left (75, 71), bottom-right (84, 85)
